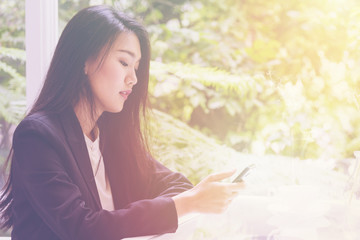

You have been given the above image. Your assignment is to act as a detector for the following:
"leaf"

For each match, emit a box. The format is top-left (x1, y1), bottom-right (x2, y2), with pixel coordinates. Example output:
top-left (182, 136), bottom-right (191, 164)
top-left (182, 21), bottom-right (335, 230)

top-left (189, 93), bottom-right (206, 108)
top-left (0, 85), bottom-right (26, 124)
top-left (225, 99), bottom-right (241, 116)
top-left (0, 47), bottom-right (26, 62)
top-left (150, 61), bottom-right (256, 96)
top-left (208, 97), bottom-right (226, 109)
top-left (0, 61), bottom-right (25, 83)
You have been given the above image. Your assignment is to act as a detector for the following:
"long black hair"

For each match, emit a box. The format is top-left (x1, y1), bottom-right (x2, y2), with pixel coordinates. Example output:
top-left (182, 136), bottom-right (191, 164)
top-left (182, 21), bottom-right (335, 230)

top-left (0, 5), bottom-right (153, 229)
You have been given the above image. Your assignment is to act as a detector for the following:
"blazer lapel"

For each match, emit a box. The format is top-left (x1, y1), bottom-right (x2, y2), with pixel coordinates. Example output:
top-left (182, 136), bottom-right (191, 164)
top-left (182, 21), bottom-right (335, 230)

top-left (59, 108), bottom-right (102, 209)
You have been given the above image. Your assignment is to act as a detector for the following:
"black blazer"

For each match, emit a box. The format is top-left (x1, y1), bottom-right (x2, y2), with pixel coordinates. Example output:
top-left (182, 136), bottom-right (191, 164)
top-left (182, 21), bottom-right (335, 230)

top-left (10, 108), bottom-right (193, 240)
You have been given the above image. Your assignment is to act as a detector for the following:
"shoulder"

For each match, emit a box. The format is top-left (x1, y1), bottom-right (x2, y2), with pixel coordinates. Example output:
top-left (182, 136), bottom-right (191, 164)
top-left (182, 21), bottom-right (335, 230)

top-left (15, 111), bottom-right (60, 133)
top-left (13, 111), bottom-right (63, 142)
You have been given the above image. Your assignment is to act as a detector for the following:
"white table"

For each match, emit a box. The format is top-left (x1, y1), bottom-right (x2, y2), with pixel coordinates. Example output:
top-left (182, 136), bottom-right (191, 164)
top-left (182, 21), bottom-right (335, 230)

top-left (126, 185), bottom-right (360, 240)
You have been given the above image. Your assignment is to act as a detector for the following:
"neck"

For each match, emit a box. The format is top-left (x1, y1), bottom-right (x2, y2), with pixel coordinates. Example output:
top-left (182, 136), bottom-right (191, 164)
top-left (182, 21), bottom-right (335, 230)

top-left (73, 98), bottom-right (101, 141)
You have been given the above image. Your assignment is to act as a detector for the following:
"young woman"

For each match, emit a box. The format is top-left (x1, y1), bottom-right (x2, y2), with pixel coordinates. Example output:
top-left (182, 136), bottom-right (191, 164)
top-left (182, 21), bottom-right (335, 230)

top-left (0, 5), bottom-right (243, 240)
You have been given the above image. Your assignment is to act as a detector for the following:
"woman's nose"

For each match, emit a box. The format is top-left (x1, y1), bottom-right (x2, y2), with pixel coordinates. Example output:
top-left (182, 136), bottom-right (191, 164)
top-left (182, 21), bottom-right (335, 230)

top-left (126, 70), bottom-right (138, 86)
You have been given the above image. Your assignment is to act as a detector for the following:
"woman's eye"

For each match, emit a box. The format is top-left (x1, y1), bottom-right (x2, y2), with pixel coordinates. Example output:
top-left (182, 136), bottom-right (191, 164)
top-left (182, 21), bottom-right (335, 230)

top-left (120, 61), bottom-right (128, 67)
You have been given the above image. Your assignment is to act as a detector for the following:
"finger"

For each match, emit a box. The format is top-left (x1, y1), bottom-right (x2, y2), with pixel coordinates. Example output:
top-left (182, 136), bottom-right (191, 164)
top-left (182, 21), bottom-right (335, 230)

top-left (215, 181), bottom-right (244, 187)
top-left (223, 183), bottom-right (245, 196)
top-left (214, 182), bottom-right (245, 192)
top-left (205, 169), bottom-right (237, 182)
top-left (231, 181), bottom-right (245, 189)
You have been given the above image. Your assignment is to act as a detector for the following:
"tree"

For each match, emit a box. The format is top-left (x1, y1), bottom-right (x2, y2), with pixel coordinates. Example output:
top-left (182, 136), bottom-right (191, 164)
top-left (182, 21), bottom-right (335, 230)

top-left (115, 0), bottom-right (360, 161)
top-left (0, 0), bottom-right (26, 158)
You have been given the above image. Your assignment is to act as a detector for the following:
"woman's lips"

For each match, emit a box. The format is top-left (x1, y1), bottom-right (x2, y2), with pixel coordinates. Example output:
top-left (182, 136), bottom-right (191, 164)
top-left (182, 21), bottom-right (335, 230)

top-left (119, 90), bottom-right (132, 100)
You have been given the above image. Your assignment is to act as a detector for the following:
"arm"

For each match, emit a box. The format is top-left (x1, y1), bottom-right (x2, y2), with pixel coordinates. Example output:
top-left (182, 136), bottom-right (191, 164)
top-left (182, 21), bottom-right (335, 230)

top-left (147, 159), bottom-right (194, 199)
top-left (146, 159), bottom-right (244, 218)
top-left (172, 171), bottom-right (245, 217)
top-left (13, 124), bottom-right (178, 240)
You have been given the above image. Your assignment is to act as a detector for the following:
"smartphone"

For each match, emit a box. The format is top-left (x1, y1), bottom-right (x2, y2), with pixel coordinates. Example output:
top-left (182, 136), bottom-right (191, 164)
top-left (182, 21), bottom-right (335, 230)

top-left (232, 164), bottom-right (254, 183)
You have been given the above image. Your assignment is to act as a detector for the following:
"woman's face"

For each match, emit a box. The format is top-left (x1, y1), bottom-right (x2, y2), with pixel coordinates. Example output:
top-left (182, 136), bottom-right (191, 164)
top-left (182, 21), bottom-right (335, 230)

top-left (85, 31), bottom-right (141, 114)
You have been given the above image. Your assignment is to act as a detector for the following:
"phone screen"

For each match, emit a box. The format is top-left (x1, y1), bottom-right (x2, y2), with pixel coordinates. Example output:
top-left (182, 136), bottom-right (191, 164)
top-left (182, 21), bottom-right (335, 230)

top-left (232, 164), bottom-right (254, 183)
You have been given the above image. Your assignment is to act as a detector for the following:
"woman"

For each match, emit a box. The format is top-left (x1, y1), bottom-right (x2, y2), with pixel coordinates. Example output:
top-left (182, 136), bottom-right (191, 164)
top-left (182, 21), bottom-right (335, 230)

top-left (0, 5), bottom-right (243, 240)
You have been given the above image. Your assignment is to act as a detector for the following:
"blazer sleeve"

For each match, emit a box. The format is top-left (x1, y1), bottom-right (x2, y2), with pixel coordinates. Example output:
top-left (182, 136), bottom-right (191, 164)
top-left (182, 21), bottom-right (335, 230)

top-left (147, 159), bottom-right (194, 199)
top-left (12, 119), bottom-right (180, 240)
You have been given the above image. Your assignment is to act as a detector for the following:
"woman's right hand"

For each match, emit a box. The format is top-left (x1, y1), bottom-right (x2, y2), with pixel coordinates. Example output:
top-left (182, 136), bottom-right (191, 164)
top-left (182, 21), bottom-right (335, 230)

top-left (172, 170), bottom-right (244, 217)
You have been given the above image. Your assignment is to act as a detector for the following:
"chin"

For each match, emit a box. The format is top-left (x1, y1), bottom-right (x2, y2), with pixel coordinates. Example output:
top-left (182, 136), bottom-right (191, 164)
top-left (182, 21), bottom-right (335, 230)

top-left (106, 105), bottom-right (124, 113)
top-left (115, 107), bottom-right (124, 113)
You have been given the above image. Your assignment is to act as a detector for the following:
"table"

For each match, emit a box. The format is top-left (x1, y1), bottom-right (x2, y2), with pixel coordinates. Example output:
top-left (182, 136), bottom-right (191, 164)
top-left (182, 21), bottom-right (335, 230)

top-left (126, 185), bottom-right (360, 240)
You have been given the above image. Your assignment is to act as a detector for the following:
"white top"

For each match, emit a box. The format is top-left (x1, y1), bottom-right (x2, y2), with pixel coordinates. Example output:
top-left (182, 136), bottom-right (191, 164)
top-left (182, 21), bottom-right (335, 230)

top-left (84, 133), bottom-right (115, 211)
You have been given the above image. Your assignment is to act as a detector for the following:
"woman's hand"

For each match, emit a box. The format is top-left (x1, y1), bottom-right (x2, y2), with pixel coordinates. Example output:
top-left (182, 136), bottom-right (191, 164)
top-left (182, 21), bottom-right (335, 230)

top-left (172, 170), bottom-right (244, 217)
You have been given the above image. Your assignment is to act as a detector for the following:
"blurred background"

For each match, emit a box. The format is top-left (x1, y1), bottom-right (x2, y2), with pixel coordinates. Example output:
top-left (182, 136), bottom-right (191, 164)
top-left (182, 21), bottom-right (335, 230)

top-left (1, 0), bottom-right (360, 183)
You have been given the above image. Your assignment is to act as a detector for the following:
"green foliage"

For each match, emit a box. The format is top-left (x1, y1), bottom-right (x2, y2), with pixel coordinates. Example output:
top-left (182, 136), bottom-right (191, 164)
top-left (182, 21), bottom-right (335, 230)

top-left (0, 0), bottom-right (26, 153)
top-left (148, 109), bottom-right (244, 184)
top-left (58, 0), bottom-right (93, 31)
top-left (0, 47), bottom-right (25, 62)
top-left (135, 0), bottom-right (360, 161)
top-left (0, 0), bottom-right (25, 49)
top-left (44, 0), bottom-right (360, 164)
top-left (148, 60), bottom-right (283, 150)
top-left (151, 61), bottom-right (256, 94)
top-left (0, 86), bottom-right (26, 124)
top-left (149, 60), bottom-right (257, 124)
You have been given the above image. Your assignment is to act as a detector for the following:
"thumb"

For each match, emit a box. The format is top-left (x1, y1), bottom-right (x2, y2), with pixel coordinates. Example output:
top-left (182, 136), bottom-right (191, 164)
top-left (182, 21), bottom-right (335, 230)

top-left (204, 169), bottom-right (236, 182)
